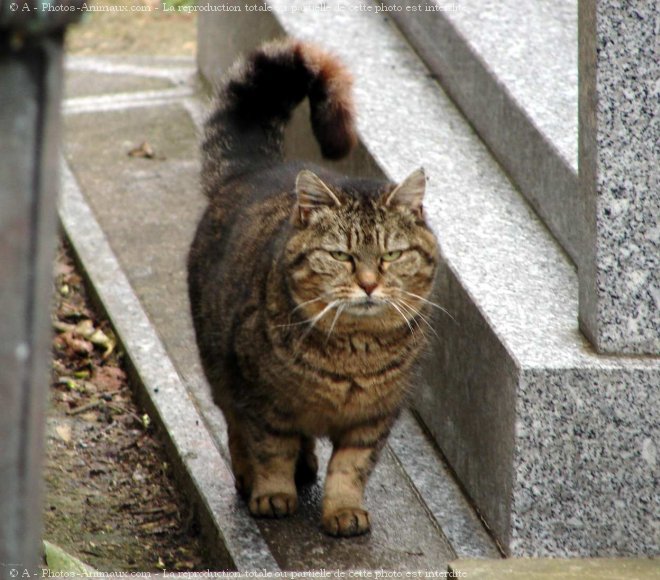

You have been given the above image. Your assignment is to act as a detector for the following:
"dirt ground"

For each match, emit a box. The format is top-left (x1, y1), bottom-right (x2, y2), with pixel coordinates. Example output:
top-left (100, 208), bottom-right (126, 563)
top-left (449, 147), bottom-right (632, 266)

top-left (43, 4), bottom-right (211, 573)
top-left (65, 0), bottom-right (197, 56)
top-left (45, 243), bottom-right (210, 572)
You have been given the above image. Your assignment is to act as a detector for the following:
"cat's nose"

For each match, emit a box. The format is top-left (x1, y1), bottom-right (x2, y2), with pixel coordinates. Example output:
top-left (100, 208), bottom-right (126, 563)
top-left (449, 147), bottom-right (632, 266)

top-left (356, 265), bottom-right (379, 296)
top-left (357, 272), bottom-right (379, 296)
top-left (359, 280), bottom-right (378, 296)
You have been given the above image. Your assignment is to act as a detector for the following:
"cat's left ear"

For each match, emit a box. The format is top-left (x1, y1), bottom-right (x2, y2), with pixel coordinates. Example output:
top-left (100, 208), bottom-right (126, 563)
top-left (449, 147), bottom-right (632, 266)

top-left (383, 167), bottom-right (426, 218)
top-left (293, 169), bottom-right (342, 226)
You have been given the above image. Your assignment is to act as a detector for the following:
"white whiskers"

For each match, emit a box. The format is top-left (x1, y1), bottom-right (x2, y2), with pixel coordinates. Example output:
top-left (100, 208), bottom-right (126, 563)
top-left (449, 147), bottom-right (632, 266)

top-left (385, 300), bottom-right (416, 338)
top-left (275, 288), bottom-right (453, 350)
top-left (393, 297), bottom-right (438, 339)
top-left (400, 290), bottom-right (455, 322)
top-left (325, 303), bottom-right (346, 344)
top-left (299, 300), bottom-right (341, 343)
top-left (276, 294), bottom-right (330, 329)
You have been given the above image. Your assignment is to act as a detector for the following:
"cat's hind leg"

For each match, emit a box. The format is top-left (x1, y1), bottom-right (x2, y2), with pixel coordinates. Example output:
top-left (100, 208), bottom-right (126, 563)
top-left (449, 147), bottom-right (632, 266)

top-left (295, 435), bottom-right (318, 486)
top-left (225, 408), bottom-right (253, 498)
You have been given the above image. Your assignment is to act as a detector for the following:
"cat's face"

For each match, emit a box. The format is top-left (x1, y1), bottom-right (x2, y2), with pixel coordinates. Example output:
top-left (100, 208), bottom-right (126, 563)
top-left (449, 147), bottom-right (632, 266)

top-left (284, 169), bottom-right (439, 333)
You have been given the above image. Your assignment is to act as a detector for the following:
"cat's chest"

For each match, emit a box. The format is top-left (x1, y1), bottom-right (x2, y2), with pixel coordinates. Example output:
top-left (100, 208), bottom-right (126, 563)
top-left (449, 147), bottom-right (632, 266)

top-left (293, 376), bottom-right (401, 436)
top-left (285, 338), bottom-right (410, 416)
top-left (251, 322), bottom-right (416, 430)
top-left (282, 332), bottom-right (408, 383)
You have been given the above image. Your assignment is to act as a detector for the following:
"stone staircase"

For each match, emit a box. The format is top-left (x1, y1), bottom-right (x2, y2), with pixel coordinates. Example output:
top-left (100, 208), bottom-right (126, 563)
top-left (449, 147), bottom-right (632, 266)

top-left (59, 0), bottom-right (659, 574)
top-left (384, 0), bottom-right (581, 265)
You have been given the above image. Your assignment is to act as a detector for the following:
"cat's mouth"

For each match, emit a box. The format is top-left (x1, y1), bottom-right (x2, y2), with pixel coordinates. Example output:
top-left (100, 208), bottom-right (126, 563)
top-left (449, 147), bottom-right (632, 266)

top-left (346, 297), bottom-right (386, 316)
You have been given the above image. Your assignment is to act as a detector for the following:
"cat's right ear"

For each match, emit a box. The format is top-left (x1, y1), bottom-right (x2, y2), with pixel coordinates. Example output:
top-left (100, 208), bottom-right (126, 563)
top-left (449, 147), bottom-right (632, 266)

top-left (383, 167), bottom-right (426, 219)
top-left (293, 170), bottom-right (342, 226)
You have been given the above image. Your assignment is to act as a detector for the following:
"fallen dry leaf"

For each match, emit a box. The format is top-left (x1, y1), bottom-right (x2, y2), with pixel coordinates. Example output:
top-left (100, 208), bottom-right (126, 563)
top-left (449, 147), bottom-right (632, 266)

top-left (53, 320), bottom-right (75, 334)
top-left (80, 411), bottom-right (99, 423)
top-left (54, 332), bottom-right (94, 356)
top-left (74, 320), bottom-right (115, 359)
top-left (55, 423), bottom-right (72, 443)
top-left (91, 330), bottom-right (115, 359)
top-left (74, 319), bottom-right (95, 336)
top-left (128, 141), bottom-right (156, 159)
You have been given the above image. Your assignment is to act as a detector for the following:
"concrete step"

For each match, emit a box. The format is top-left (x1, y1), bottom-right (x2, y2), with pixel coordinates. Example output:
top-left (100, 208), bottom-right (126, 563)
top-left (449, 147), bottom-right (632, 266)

top-left (383, 0), bottom-right (580, 266)
top-left (59, 54), bottom-right (500, 572)
top-left (197, 0), bottom-right (660, 558)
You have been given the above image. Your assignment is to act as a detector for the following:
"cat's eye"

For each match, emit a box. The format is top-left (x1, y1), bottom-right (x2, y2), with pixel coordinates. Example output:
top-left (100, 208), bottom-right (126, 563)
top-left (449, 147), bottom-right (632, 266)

top-left (330, 250), bottom-right (352, 262)
top-left (381, 251), bottom-right (402, 262)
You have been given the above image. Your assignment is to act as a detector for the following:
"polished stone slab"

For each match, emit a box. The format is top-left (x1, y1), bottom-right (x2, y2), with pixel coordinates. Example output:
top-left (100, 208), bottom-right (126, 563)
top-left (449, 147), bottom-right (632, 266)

top-left (390, 411), bottom-right (502, 559)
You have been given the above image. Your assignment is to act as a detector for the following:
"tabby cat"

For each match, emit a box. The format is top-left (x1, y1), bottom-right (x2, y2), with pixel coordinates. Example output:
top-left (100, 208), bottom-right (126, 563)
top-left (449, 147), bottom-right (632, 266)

top-left (188, 39), bottom-right (439, 537)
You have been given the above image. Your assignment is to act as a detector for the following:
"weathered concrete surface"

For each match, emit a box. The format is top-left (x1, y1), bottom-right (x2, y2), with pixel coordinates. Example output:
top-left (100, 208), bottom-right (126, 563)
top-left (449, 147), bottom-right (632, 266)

top-left (64, 70), bottom-right (172, 98)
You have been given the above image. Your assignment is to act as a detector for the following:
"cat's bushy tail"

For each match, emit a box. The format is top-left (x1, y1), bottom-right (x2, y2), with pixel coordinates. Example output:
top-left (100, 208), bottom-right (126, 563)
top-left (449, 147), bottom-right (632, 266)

top-left (201, 39), bottom-right (357, 195)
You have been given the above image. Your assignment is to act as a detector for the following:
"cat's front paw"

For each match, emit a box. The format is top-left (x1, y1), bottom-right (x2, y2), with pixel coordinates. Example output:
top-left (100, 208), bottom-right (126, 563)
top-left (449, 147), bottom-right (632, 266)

top-left (249, 492), bottom-right (298, 518)
top-left (322, 507), bottom-right (370, 537)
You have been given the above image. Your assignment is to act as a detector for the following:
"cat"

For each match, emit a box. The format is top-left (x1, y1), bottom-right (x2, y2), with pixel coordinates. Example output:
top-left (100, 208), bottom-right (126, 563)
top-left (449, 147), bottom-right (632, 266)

top-left (187, 38), bottom-right (440, 537)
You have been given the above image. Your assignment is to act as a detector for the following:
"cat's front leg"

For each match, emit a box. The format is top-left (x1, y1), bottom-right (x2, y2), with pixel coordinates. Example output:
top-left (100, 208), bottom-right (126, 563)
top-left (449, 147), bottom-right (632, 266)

top-left (322, 422), bottom-right (390, 537)
top-left (245, 425), bottom-right (300, 518)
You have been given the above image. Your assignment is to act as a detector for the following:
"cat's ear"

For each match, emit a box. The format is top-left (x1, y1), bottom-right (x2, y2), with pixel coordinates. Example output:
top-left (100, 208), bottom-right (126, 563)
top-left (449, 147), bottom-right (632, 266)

top-left (293, 170), bottom-right (342, 226)
top-left (383, 167), bottom-right (426, 218)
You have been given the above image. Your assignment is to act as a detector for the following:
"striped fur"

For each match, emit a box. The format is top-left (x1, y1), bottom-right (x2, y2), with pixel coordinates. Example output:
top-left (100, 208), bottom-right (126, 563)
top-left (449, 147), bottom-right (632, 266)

top-left (188, 39), bottom-right (439, 537)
